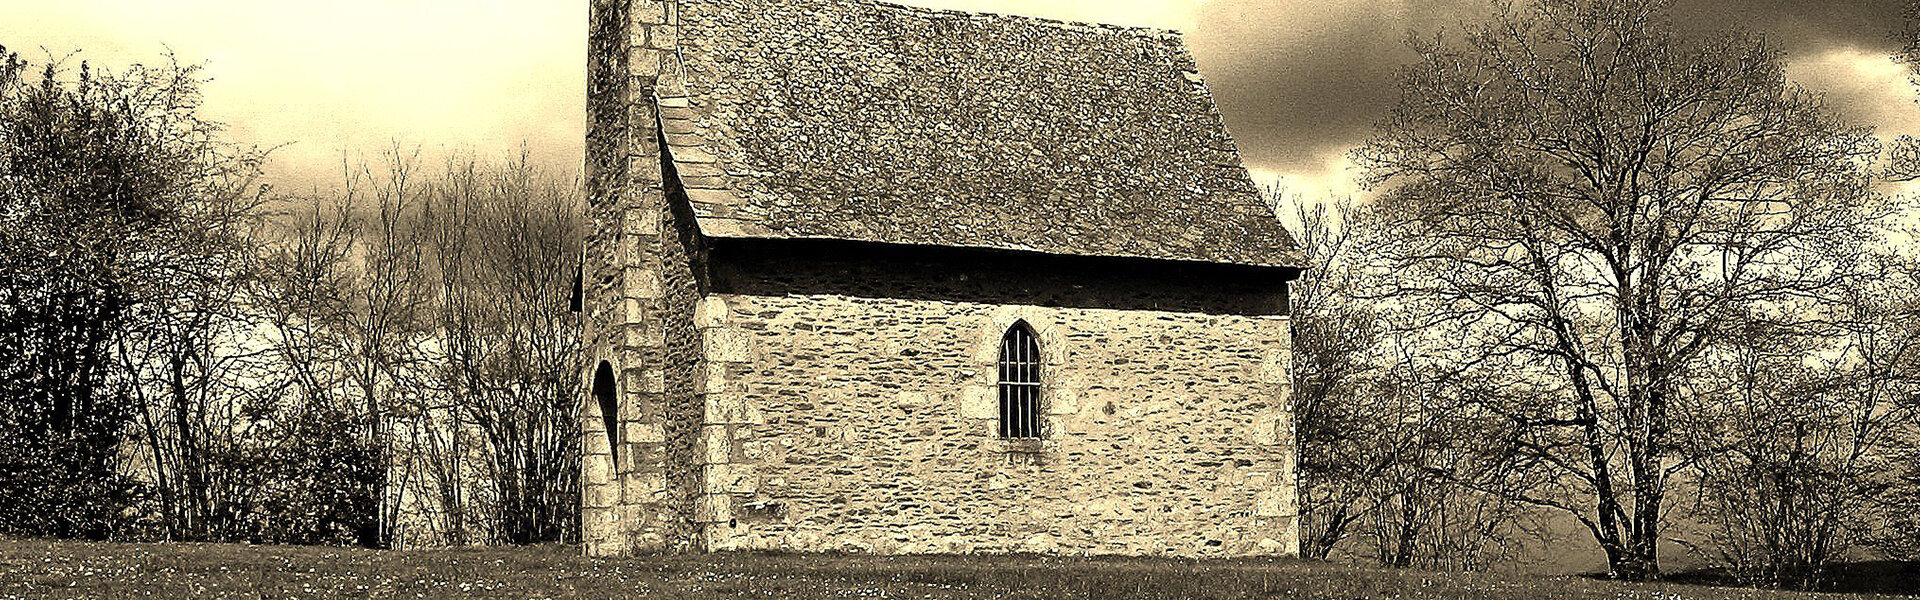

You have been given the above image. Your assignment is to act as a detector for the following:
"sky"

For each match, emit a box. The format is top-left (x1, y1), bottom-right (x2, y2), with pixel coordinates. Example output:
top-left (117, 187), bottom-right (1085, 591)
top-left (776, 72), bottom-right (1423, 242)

top-left (0, 0), bottom-right (1915, 199)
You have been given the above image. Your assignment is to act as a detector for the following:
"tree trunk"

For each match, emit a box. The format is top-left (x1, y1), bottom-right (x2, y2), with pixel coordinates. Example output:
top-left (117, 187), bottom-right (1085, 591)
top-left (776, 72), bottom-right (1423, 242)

top-left (1302, 499), bottom-right (1351, 560)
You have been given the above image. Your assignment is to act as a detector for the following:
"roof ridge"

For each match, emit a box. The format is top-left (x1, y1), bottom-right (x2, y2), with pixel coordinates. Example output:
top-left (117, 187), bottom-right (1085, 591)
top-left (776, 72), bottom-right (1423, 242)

top-left (846, 0), bottom-right (1188, 39)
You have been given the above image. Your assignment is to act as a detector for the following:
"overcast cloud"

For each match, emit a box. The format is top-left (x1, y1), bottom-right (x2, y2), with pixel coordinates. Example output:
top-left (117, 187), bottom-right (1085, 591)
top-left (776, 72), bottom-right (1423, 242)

top-left (1193, 0), bottom-right (1915, 196)
top-left (0, 0), bottom-right (1912, 198)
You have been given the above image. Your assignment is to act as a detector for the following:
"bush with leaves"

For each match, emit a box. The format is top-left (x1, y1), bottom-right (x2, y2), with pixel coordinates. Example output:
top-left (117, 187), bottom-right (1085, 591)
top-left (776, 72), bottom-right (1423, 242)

top-left (0, 45), bottom-right (268, 540)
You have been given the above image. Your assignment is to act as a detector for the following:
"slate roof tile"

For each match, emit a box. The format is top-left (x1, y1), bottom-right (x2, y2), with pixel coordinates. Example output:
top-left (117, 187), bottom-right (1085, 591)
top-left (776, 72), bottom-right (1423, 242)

top-left (658, 0), bottom-right (1303, 268)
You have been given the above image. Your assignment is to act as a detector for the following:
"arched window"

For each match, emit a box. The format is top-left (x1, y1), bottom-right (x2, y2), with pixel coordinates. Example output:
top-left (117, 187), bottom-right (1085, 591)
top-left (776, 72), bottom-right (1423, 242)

top-left (592, 361), bottom-right (620, 466)
top-left (998, 322), bottom-right (1042, 439)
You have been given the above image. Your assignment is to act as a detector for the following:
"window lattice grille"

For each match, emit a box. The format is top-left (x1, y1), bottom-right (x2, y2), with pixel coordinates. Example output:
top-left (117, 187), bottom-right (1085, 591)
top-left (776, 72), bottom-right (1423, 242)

top-left (998, 324), bottom-right (1042, 439)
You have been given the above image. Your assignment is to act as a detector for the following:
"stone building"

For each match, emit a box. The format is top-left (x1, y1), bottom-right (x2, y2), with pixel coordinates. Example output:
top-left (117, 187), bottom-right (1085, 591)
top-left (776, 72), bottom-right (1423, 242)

top-left (579, 0), bottom-right (1306, 558)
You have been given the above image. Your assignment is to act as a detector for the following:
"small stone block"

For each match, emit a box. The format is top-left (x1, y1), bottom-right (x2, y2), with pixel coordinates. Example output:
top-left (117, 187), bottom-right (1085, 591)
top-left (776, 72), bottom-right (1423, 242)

top-left (1251, 412), bottom-right (1285, 446)
top-left (624, 207), bottom-right (660, 235)
top-left (693, 296), bottom-right (730, 328)
top-left (670, 158), bottom-right (723, 180)
top-left (622, 476), bottom-right (656, 500)
top-left (683, 187), bottom-right (738, 209)
top-left (647, 25), bottom-right (677, 50)
top-left (1255, 488), bottom-right (1288, 517)
top-left (584, 539), bottom-right (618, 557)
top-left (960, 386), bottom-right (996, 419)
top-left (583, 430), bottom-right (611, 449)
top-left (585, 484), bottom-right (619, 509)
top-left (658, 104), bottom-right (699, 123)
top-left (702, 463), bottom-right (732, 495)
top-left (700, 425), bottom-right (731, 464)
top-left (729, 468), bottom-right (759, 495)
top-left (632, 54), bottom-right (662, 78)
top-left (619, 236), bottom-right (643, 267)
top-left (695, 362), bottom-right (727, 395)
top-left (632, 1), bottom-right (666, 24)
top-left (642, 368), bottom-right (667, 394)
top-left (705, 393), bottom-right (762, 425)
top-left (624, 422), bottom-right (664, 444)
top-left (704, 328), bottom-right (752, 363)
top-left (669, 144), bottom-right (718, 164)
top-left (702, 523), bottom-right (734, 550)
top-left (1047, 388), bottom-right (1078, 415)
top-left (695, 494), bottom-right (731, 523)
top-left (1260, 348), bottom-right (1291, 381)
top-left (622, 298), bottom-right (643, 325)
top-left (584, 457), bottom-right (612, 486)
top-left (624, 268), bottom-right (661, 299)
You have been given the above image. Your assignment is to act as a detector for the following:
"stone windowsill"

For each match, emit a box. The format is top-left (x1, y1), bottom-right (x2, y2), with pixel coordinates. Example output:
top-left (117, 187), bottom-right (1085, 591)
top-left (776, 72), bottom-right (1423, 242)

top-left (990, 438), bottom-right (1047, 454)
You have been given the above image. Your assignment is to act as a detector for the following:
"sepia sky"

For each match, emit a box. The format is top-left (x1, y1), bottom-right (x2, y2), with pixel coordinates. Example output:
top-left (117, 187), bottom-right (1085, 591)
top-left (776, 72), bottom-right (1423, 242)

top-left (0, 0), bottom-right (1915, 199)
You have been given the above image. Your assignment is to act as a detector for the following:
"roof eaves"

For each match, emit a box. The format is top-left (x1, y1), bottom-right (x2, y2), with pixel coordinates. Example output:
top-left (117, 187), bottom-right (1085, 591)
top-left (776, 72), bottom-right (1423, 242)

top-left (655, 89), bottom-right (777, 238)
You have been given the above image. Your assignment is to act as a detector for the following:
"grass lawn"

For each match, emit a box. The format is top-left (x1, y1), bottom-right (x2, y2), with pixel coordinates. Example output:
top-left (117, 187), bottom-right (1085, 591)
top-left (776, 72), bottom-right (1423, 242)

top-left (0, 539), bottom-right (1912, 600)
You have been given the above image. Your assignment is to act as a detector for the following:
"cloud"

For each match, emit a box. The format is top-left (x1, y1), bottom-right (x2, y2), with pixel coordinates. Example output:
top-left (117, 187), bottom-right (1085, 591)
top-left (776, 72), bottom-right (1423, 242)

top-left (1, 0), bottom-right (1912, 197)
top-left (1790, 46), bottom-right (1920, 138)
top-left (1186, 0), bottom-right (1487, 195)
top-left (1182, 0), bottom-right (1915, 197)
top-left (1670, 0), bottom-right (1907, 54)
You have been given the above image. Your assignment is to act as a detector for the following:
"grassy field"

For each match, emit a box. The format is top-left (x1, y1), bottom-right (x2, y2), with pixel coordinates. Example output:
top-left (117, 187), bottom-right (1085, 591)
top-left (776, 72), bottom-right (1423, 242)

top-left (0, 539), bottom-right (1913, 600)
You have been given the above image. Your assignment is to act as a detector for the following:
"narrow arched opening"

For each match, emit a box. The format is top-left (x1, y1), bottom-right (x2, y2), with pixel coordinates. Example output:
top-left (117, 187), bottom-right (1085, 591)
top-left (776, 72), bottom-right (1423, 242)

top-left (592, 361), bottom-right (620, 467)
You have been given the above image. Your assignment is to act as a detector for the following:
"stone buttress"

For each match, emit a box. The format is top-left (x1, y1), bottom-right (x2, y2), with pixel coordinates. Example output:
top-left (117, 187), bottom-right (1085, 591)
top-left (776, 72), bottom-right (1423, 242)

top-left (582, 0), bottom-right (702, 556)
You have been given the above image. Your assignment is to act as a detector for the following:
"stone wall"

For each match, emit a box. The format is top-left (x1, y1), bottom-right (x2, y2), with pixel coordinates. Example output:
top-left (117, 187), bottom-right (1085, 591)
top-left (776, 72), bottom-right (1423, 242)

top-left (578, 0), bottom-right (632, 557)
top-left (691, 292), bottom-right (1299, 557)
top-left (582, 0), bottom-right (696, 556)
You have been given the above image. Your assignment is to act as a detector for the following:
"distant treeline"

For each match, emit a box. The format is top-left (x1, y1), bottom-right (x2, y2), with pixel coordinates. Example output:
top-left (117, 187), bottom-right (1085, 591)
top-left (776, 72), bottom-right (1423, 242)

top-left (0, 46), bottom-right (582, 549)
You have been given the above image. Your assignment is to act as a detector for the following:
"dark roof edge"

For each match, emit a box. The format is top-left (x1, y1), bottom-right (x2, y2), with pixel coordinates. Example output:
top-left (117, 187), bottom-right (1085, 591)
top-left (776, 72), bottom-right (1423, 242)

top-left (697, 227), bottom-right (1306, 272)
top-left (708, 235), bottom-right (1306, 282)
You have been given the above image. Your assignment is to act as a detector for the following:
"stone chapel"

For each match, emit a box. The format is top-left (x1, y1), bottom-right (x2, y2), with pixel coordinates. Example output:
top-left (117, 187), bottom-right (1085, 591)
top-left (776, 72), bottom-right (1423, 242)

top-left (579, 0), bottom-right (1305, 558)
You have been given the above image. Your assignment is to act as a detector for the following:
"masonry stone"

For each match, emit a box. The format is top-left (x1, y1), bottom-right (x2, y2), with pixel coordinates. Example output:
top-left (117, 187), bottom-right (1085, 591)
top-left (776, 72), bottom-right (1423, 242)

top-left (958, 386), bottom-right (997, 420)
top-left (582, 0), bottom-right (1304, 559)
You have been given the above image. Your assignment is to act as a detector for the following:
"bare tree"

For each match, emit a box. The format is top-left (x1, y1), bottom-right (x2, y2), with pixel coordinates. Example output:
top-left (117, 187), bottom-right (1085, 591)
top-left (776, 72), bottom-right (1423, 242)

top-left (1346, 341), bottom-right (1551, 572)
top-left (1354, 0), bottom-right (1892, 580)
top-left (115, 157), bottom-right (274, 542)
top-left (1684, 254), bottom-right (1920, 589)
top-left (1277, 188), bottom-right (1539, 570)
top-left (416, 155), bottom-right (582, 545)
top-left (337, 151), bottom-right (435, 548)
top-left (247, 151), bottom-right (582, 548)
top-left (248, 192), bottom-right (390, 545)
top-left (1276, 189), bottom-right (1386, 561)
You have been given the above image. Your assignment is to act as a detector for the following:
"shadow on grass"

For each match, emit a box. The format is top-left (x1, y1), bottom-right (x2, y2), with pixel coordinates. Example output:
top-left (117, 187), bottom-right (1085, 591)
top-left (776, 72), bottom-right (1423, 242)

top-left (1821, 561), bottom-right (1920, 596)
top-left (1658, 561), bottom-right (1920, 596)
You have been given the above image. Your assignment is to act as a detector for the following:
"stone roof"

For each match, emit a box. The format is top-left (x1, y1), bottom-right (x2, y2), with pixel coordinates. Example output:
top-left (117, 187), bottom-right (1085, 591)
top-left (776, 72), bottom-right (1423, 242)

top-left (654, 0), bottom-right (1303, 268)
